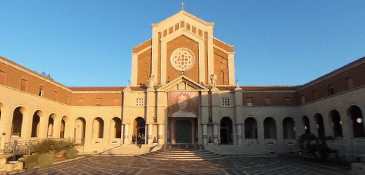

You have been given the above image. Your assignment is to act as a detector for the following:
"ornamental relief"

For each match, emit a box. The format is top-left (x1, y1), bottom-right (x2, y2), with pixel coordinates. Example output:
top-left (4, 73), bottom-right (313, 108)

top-left (170, 48), bottom-right (195, 72)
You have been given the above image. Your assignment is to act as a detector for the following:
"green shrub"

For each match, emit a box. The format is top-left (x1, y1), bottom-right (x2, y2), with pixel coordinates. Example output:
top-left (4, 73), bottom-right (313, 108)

top-left (37, 153), bottom-right (55, 168)
top-left (30, 139), bottom-right (75, 155)
top-left (64, 148), bottom-right (79, 159)
top-left (23, 154), bottom-right (39, 170)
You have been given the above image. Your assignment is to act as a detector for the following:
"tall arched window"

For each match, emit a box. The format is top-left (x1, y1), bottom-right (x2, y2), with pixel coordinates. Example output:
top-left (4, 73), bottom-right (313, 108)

top-left (12, 107), bottom-right (24, 137)
top-left (93, 117), bottom-right (104, 138)
top-left (111, 117), bottom-right (121, 138)
top-left (314, 113), bottom-right (325, 137)
top-left (31, 111), bottom-right (42, 137)
top-left (302, 116), bottom-right (310, 134)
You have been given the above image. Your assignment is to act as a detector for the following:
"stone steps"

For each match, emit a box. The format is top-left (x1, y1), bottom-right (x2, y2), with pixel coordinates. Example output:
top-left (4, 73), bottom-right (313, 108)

top-left (99, 144), bottom-right (161, 156)
top-left (139, 145), bottom-right (225, 161)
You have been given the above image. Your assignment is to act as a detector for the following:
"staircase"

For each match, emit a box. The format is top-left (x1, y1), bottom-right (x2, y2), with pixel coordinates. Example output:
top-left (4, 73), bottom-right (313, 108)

top-left (139, 144), bottom-right (225, 161)
top-left (99, 144), bottom-right (162, 156)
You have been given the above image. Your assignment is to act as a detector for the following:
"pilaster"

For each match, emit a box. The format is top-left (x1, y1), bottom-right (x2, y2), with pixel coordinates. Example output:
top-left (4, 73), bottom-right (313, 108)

top-left (228, 52), bottom-right (235, 85)
top-left (131, 53), bottom-right (138, 86)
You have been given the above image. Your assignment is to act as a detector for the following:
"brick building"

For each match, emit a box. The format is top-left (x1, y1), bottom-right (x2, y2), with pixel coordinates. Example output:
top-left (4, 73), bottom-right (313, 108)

top-left (0, 10), bottom-right (364, 158)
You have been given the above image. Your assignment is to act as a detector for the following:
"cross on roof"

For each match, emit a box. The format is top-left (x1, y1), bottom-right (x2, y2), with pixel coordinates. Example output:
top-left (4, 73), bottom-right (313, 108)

top-left (180, 2), bottom-right (185, 11)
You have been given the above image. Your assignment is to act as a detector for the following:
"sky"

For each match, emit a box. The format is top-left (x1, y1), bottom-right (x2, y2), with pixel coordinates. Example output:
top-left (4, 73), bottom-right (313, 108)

top-left (0, 0), bottom-right (364, 87)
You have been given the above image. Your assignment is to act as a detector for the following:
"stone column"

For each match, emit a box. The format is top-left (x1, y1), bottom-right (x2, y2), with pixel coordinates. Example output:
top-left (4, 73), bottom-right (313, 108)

top-left (120, 124), bottom-right (124, 145)
top-left (213, 124), bottom-right (218, 144)
top-left (237, 124), bottom-right (242, 145)
top-left (257, 118), bottom-right (265, 146)
top-left (147, 124), bottom-right (152, 144)
top-left (22, 110), bottom-right (31, 141)
top-left (123, 124), bottom-right (129, 144)
top-left (203, 124), bottom-right (207, 145)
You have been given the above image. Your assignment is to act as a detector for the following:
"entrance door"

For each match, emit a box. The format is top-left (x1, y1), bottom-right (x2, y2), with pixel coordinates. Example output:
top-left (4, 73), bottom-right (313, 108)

top-left (220, 117), bottom-right (233, 144)
top-left (176, 120), bottom-right (191, 143)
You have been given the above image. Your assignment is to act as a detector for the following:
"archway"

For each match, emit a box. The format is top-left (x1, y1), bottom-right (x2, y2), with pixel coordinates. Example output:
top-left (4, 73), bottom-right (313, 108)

top-left (48, 114), bottom-right (55, 138)
top-left (220, 117), bottom-right (233, 144)
top-left (176, 120), bottom-right (191, 143)
top-left (12, 106), bottom-right (24, 137)
top-left (283, 117), bottom-right (295, 139)
top-left (134, 117), bottom-right (146, 143)
top-left (347, 105), bottom-right (364, 137)
top-left (302, 116), bottom-right (310, 134)
top-left (314, 113), bottom-right (325, 137)
top-left (75, 117), bottom-right (86, 144)
top-left (111, 117), bottom-right (121, 138)
top-left (93, 117), bottom-right (104, 138)
top-left (264, 117), bottom-right (276, 139)
top-left (329, 110), bottom-right (342, 138)
top-left (60, 116), bottom-right (67, 138)
top-left (244, 117), bottom-right (258, 139)
top-left (31, 110), bottom-right (42, 137)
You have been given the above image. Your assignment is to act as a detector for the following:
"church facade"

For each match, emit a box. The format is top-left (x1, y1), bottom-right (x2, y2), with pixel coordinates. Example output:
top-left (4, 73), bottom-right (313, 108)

top-left (0, 10), bottom-right (365, 157)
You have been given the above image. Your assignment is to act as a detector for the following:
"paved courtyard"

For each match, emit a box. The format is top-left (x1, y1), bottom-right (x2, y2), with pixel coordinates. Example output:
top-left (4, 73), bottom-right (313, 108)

top-left (16, 154), bottom-right (350, 175)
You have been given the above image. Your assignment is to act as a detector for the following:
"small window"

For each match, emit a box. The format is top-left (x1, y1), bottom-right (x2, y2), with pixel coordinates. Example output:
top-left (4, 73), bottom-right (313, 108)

top-left (0, 70), bottom-right (6, 85)
top-left (65, 95), bottom-right (69, 104)
top-left (21, 79), bottom-right (28, 91)
top-left (301, 95), bottom-right (305, 104)
top-left (53, 91), bottom-right (58, 101)
top-left (247, 97), bottom-right (253, 106)
top-left (39, 86), bottom-right (44, 96)
top-left (114, 98), bottom-right (120, 106)
top-left (328, 84), bottom-right (334, 96)
top-left (313, 90), bottom-right (318, 100)
top-left (222, 98), bottom-right (230, 106)
top-left (284, 97), bottom-right (291, 105)
top-left (136, 98), bottom-right (144, 106)
top-left (96, 98), bottom-right (102, 106)
top-left (78, 98), bottom-right (84, 105)
top-left (265, 97), bottom-right (271, 105)
top-left (346, 77), bottom-right (354, 90)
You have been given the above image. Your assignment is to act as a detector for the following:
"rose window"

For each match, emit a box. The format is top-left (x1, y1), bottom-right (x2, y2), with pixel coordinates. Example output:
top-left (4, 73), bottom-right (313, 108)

top-left (170, 48), bottom-right (195, 71)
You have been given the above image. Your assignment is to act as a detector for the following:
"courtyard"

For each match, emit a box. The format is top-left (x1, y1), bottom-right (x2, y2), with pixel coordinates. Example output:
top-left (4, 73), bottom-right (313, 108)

top-left (17, 154), bottom-right (350, 175)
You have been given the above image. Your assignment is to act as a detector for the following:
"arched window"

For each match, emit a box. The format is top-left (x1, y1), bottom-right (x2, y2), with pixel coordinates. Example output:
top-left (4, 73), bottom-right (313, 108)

top-left (329, 110), bottom-right (342, 138)
top-left (264, 117), bottom-right (276, 139)
top-left (347, 105), bottom-right (364, 137)
top-left (314, 113), bottom-right (325, 137)
top-left (283, 117), bottom-right (295, 139)
top-left (244, 117), bottom-right (258, 139)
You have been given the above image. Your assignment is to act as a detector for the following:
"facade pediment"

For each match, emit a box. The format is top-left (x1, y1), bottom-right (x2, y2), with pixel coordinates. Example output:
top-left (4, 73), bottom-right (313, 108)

top-left (152, 10), bottom-right (214, 28)
top-left (157, 74), bottom-right (209, 91)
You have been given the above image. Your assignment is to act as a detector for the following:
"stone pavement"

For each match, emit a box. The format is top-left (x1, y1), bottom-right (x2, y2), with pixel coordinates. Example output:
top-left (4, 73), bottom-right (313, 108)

top-left (15, 155), bottom-right (350, 175)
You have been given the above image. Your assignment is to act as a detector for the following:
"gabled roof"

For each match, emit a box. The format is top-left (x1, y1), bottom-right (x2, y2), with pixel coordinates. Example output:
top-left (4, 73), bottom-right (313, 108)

top-left (157, 74), bottom-right (209, 91)
top-left (152, 10), bottom-right (214, 27)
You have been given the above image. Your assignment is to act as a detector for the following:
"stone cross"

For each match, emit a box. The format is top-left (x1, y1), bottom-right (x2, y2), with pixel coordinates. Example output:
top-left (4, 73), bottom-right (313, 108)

top-left (180, 2), bottom-right (185, 11)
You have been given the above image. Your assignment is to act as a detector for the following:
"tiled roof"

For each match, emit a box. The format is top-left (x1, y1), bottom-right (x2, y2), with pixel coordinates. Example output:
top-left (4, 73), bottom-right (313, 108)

top-left (68, 87), bottom-right (124, 91)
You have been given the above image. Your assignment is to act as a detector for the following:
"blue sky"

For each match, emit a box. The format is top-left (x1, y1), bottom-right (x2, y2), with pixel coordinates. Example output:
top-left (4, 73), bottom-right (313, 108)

top-left (0, 0), bottom-right (364, 87)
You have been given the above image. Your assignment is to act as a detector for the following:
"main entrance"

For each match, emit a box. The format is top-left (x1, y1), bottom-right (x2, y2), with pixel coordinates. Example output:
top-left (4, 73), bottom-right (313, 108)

top-left (168, 118), bottom-right (197, 144)
top-left (176, 120), bottom-right (191, 143)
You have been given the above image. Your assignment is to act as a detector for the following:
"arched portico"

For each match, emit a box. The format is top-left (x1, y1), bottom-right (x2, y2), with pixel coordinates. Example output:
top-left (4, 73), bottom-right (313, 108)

top-left (347, 105), bottom-right (364, 137)
top-left (283, 117), bottom-right (295, 139)
top-left (31, 110), bottom-right (42, 137)
top-left (244, 117), bottom-right (257, 139)
top-left (302, 116), bottom-right (310, 134)
top-left (12, 106), bottom-right (25, 137)
top-left (314, 113), bottom-right (325, 137)
top-left (48, 113), bottom-right (56, 138)
top-left (328, 110), bottom-right (343, 138)
top-left (92, 117), bottom-right (104, 138)
top-left (111, 117), bottom-right (121, 138)
top-left (75, 117), bottom-right (86, 144)
top-left (60, 116), bottom-right (68, 138)
top-left (220, 117), bottom-right (233, 144)
top-left (263, 117), bottom-right (276, 139)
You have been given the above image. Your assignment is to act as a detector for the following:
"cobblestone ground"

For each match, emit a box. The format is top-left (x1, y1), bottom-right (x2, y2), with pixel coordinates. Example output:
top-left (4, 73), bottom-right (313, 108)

top-left (17, 155), bottom-right (350, 175)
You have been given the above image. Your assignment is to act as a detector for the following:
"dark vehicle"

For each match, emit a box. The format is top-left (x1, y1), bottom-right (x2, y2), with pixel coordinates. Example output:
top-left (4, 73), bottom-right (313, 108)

top-left (298, 133), bottom-right (339, 161)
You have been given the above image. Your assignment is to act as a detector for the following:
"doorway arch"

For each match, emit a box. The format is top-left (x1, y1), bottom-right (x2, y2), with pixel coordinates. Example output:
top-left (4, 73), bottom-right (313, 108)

top-left (220, 117), bottom-right (233, 144)
top-left (134, 117), bottom-right (146, 143)
top-left (176, 120), bottom-right (191, 143)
